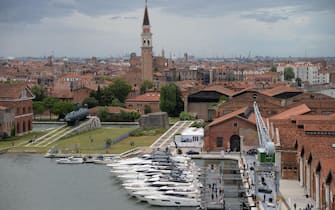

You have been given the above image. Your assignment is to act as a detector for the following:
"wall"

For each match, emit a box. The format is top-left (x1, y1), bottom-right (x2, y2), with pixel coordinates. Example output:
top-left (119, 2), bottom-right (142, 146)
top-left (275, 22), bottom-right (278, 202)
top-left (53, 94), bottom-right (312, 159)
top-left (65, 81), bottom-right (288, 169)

top-left (204, 117), bottom-right (256, 151)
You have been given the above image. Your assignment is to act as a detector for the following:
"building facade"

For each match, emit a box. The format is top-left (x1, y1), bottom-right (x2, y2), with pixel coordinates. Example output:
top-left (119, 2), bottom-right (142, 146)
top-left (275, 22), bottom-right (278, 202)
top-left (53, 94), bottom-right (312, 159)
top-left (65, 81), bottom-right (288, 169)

top-left (0, 83), bottom-right (34, 136)
top-left (0, 106), bottom-right (15, 138)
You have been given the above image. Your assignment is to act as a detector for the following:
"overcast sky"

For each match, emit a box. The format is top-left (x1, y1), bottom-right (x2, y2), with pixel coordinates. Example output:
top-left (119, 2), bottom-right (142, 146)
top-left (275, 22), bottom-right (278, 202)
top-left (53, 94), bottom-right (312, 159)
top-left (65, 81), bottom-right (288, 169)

top-left (0, 0), bottom-right (334, 58)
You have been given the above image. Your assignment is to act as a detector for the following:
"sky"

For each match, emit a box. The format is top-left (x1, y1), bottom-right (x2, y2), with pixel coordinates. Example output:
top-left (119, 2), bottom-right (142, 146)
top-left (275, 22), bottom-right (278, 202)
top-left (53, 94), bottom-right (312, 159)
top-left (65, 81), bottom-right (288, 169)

top-left (0, 0), bottom-right (334, 58)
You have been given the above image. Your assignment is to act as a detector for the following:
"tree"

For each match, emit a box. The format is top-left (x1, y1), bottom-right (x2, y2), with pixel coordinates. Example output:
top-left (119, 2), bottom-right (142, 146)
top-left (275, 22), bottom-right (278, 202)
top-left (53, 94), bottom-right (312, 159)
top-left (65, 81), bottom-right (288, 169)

top-left (160, 83), bottom-right (184, 117)
top-left (284, 67), bottom-right (295, 81)
top-left (107, 78), bottom-right (132, 103)
top-left (140, 80), bottom-right (153, 94)
top-left (269, 66), bottom-right (277, 72)
top-left (43, 97), bottom-right (60, 119)
top-left (111, 98), bottom-right (125, 107)
top-left (144, 104), bottom-right (152, 114)
top-left (295, 77), bottom-right (302, 87)
top-left (98, 107), bottom-right (109, 122)
top-left (82, 97), bottom-right (98, 108)
top-left (31, 85), bottom-right (47, 101)
top-left (90, 86), bottom-right (103, 105)
top-left (51, 101), bottom-right (75, 119)
top-left (33, 101), bottom-right (45, 119)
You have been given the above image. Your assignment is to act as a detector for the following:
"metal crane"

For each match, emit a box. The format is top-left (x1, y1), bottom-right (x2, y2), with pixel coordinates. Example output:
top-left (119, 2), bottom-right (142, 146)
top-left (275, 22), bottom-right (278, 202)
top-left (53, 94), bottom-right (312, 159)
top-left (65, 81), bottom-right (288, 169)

top-left (253, 101), bottom-right (275, 163)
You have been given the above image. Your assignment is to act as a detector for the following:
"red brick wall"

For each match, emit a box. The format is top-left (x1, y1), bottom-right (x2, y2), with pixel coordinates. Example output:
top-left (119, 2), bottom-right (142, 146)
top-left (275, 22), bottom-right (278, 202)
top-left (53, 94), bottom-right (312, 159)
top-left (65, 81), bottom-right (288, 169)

top-left (0, 100), bottom-right (33, 135)
top-left (73, 88), bottom-right (92, 104)
top-left (126, 101), bottom-right (160, 115)
top-left (204, 117), bottom-right (257, 151)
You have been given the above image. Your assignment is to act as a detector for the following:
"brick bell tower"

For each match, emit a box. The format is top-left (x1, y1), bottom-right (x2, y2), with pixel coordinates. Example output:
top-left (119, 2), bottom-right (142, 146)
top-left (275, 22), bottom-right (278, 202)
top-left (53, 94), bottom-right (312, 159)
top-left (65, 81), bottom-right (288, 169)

top-left (141, 0), bottom-right (153, 82)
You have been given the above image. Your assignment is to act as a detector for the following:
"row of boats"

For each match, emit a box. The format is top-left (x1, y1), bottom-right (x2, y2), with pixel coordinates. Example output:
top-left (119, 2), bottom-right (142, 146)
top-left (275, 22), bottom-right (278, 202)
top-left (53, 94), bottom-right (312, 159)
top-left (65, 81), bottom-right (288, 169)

top-left (55, 155), bottom-right (118, 164)
top-left (108, 150), bottom-right (202, 207)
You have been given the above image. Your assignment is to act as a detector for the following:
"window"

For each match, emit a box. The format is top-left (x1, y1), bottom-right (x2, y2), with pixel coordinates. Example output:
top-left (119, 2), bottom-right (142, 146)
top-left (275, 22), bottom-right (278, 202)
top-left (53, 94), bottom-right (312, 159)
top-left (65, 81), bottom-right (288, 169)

top-left (233, 122), bottom-right (238, 127)
top-left (216, 137), bottom-right (223, 147)
top-left (297, 124), bottom-right (304, 129)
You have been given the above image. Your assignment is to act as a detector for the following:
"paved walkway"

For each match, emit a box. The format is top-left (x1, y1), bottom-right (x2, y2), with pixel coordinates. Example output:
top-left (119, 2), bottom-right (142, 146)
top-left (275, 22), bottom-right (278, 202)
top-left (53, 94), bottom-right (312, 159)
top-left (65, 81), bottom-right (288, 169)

top-left (280, 179), bottom-right (315, 210)
top-left (150, 120), bottom-right (193, 149)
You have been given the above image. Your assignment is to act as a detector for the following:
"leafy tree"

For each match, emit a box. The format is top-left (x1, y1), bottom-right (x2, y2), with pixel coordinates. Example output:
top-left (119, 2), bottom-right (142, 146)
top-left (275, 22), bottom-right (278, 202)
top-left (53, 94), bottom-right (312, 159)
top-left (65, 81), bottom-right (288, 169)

top-left (111, 98), bottom-right (125, 107)
top-left (43, 97), bottom-right (60, 119)
top-left (140, 80), bottom-right (153, 94)
top-left (33, 101), bottom-right (46, 119)
top-left (160, 83), bottom-right (184, 117)
top-left (82, 97), bottom-right (98, 108)
top-left (107, 78), bottom-right (132, 103)
top-left (51, 101), bottom-right (75, 119)
top-left (98, 107), bottom-right (109, 121)
top-left (270, 66), bottom-right (277, 72)
top-left (90, 86), bottom-right (103, 105)
top-left (31, 85), bottom-right (47, 101)
top-left (295, 77), bottom-right (302, 87)
top-left (284, 67), bottom-right (295, 81)
top-left (144, 104), bottom-right (152, 114)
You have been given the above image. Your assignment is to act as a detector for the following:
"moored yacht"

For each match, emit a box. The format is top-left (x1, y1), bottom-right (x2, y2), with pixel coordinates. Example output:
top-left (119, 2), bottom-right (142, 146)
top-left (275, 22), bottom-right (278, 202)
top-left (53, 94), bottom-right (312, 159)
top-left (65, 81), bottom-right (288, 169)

top-left (56, 156), bottom-right (84, 164)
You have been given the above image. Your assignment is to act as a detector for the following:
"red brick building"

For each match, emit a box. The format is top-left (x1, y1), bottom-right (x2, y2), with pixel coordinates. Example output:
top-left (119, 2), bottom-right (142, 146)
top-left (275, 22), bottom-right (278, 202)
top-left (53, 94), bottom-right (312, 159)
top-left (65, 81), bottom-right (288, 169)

top-left (268, 110), bottom-right (335, 209)
top-left (0, 83), bottom-right (34, 136)
top-left (125, 91), bottom-right (160, 114)
top-left (204, 106), bottom-right (258, 152)
top-left (0, 106), bottom-right (15, 138)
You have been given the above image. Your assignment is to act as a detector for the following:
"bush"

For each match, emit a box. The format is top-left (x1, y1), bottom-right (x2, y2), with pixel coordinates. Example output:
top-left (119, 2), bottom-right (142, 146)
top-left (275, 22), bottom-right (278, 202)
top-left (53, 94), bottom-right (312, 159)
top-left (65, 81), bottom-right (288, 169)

top-left (179, 112), bottom-right (195, 120)
top-left (191, 121), bottom-right (207, 128)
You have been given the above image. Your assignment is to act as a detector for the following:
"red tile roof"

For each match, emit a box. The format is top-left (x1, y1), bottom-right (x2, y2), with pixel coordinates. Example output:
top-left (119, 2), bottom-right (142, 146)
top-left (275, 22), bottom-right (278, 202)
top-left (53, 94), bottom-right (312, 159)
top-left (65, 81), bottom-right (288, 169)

top-left (320, 158), bottom-right (335, 179)
top-left (270, 104), bottom-right (311, 120)
top-left (208, 106), bottom-right (254, 127)
top-left (126, 92), bottom-right (160, 102)
top-left (204, 85), bottom-right (236, 97)
top-left (0, 83), bottom-right (34, 99)
top-left (261, 86), bottom-right (302, 97)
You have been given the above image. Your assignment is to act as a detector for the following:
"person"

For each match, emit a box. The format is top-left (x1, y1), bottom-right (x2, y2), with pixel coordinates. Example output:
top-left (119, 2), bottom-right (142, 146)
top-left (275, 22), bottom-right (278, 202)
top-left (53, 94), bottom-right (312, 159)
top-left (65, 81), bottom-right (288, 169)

top-left (293, 203), bottom-right (297, 210)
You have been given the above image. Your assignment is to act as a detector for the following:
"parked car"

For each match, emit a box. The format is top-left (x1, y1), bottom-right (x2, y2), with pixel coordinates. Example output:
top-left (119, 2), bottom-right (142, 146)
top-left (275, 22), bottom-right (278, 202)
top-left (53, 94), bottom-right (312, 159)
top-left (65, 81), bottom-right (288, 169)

top-left (186, 150), bottom-right (200, 155)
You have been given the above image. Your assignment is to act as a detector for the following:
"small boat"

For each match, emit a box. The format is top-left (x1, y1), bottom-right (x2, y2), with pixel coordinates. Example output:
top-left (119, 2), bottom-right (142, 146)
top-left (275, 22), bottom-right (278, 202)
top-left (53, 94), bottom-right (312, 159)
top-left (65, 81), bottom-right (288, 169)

top-left (56, 156), bottom-right (84, 164)
top-left (93, 156), bottom-right (119, 164)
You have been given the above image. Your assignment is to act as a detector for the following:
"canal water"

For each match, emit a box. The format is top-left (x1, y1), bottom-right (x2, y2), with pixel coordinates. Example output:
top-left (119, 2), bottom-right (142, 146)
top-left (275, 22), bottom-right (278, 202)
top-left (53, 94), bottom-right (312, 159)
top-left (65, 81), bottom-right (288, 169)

top-left (0, 154), bottom-right (198, 210)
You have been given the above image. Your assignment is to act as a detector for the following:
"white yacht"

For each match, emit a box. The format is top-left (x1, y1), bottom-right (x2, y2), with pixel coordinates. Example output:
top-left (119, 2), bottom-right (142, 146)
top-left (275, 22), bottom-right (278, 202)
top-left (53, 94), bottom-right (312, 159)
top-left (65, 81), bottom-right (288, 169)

top-left (145, 193), bottom-right (200, 207)
top-left (56, 156), bottom-right (84, 164)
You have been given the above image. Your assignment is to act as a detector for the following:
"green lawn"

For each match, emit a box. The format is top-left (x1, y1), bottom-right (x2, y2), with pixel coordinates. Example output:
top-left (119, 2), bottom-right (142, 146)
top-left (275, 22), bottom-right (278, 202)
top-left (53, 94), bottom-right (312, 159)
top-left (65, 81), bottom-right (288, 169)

top-left (1, 127), bottom-right (164, 155)
top-left (0, 131), bottom-right (46, 150)
top-left (169, 117), bottom-right (179, 124)
top-left (48, 128), bottom-right (134, 154)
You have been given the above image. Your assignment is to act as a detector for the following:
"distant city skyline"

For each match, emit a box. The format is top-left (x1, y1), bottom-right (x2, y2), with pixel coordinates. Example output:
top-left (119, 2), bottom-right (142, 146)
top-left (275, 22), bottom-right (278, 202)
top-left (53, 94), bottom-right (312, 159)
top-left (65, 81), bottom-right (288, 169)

top-left (0, 0), bottom-right (334, 58)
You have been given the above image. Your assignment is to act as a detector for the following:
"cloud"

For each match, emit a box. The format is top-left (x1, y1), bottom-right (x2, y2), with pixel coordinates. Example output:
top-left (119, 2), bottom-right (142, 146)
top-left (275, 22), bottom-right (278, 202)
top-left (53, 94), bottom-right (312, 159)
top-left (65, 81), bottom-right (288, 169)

top-left (240, 8), bottom-right (293, 23)
top-left (1, 0), bottom-right (334, 24)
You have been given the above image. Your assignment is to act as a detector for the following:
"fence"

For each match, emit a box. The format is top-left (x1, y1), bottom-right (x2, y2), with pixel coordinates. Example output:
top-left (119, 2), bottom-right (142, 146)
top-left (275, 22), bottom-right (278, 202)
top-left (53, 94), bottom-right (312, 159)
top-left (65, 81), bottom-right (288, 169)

top-left (111, 128), bottom-right (139, 144)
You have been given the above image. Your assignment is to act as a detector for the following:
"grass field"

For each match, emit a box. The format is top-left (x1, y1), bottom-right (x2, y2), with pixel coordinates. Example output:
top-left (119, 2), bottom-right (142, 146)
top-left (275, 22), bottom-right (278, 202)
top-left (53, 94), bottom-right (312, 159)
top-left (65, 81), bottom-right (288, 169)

top-left (49, 127), bottom-right (135, 154)
top-left (1, 127), bottom-right (164, 154)
top-left (0, 132), bottom-right (47, 150)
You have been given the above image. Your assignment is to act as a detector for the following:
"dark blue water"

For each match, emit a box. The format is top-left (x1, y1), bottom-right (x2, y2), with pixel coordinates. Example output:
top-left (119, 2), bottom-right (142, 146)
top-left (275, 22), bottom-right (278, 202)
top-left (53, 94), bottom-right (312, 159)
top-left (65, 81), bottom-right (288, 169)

top-left (0, 154), bottom-right (195, 210)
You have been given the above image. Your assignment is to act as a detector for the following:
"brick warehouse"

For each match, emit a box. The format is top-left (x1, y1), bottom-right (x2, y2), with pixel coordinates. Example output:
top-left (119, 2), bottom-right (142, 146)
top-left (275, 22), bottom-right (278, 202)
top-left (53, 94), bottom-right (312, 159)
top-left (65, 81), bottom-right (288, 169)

top-left (0, 83), bottom-right (35, 136)
top-left (269, 110), bottom-right (335, 209)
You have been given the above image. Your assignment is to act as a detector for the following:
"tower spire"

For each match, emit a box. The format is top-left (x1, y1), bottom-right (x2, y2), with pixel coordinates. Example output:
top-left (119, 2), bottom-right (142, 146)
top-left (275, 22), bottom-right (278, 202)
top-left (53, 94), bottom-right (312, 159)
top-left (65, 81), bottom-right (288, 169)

top-left (143, 0), bottom-right (150, 26)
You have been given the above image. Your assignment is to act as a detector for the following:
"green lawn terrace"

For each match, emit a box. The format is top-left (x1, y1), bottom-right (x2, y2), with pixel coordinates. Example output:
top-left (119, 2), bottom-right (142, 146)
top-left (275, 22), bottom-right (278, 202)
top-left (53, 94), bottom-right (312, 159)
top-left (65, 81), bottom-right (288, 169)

top-left (1, 128), bottom-right (162, 154)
